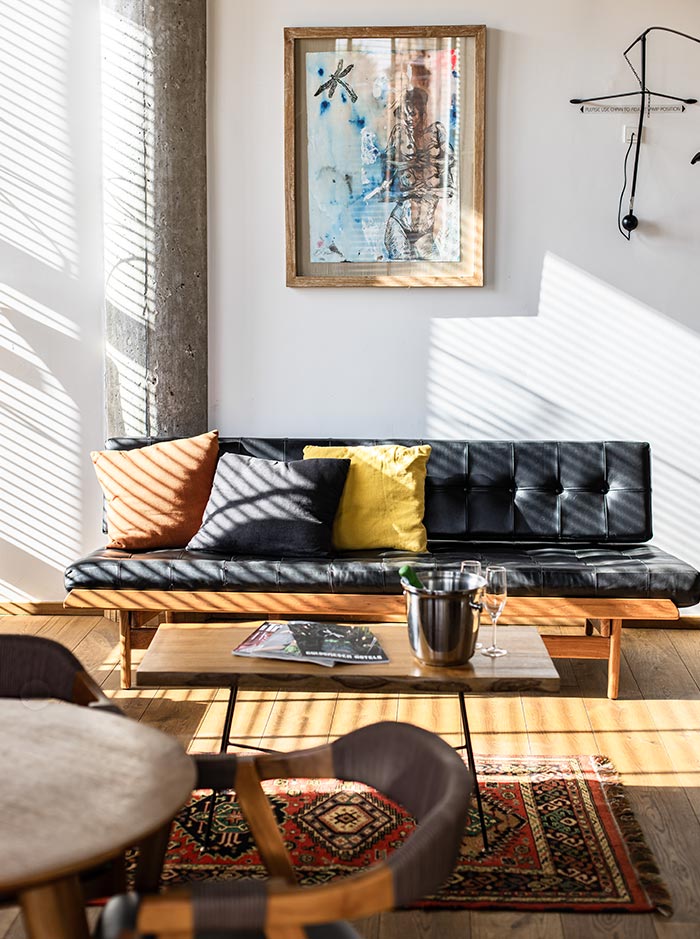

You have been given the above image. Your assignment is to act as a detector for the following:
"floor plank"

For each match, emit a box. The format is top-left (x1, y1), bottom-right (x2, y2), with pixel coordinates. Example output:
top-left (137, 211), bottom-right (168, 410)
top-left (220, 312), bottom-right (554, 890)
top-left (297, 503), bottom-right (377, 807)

top-left (522, 694), bottom-right (597, 755)
top-left (471, 911), bottom-right (563, 938)
top-left (330, 692), bottom-right (399, 740)
top-left (667, 630), bottom-right (700, 691)
top-left (0, 913), bottom-right (17, 937)
top-left (558, 911), bottom-right (658, 938)
top-left (396, 692), bottom-right (463, 748)
top-left (259, 689), bottom-right (338, 751)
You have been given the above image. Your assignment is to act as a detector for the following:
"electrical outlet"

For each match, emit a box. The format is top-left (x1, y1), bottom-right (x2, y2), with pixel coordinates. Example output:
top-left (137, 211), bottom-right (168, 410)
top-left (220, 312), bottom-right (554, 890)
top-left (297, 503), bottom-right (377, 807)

top-left (623, 125), bottom-right (642, 144)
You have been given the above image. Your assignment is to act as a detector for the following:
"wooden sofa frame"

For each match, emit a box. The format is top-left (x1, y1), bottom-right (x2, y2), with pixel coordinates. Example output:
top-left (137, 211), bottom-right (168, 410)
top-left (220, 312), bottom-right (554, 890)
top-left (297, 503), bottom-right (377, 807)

top-left (64, 589), bottom-right (679, 699)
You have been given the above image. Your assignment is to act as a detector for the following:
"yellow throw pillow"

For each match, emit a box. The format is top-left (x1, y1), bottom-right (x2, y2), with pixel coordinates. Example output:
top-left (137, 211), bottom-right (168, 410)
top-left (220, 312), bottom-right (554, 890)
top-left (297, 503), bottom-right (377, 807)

top-left (303, 444), bottom-right (431, 552)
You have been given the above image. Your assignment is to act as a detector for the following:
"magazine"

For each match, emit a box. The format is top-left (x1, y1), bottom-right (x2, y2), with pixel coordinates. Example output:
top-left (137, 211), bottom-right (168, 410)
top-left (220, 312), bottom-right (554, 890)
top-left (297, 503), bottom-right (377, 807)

top-left (288, 621), bottom-right (389, 664)
top-left (232, 621), bottom-right (333, 667)
top-left (232, 620), bottom-right (389, 667)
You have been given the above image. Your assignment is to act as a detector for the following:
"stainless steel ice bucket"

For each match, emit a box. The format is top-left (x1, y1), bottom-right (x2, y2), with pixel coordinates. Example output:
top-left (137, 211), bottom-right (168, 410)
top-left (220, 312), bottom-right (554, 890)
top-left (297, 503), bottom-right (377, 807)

top-left (402, 572), bottom-right (485, 667)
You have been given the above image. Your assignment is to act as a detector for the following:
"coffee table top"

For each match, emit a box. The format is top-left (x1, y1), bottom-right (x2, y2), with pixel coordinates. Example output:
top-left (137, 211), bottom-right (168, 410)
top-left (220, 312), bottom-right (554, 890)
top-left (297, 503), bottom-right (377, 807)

top-left (137, 622), bottom-right (560, 694)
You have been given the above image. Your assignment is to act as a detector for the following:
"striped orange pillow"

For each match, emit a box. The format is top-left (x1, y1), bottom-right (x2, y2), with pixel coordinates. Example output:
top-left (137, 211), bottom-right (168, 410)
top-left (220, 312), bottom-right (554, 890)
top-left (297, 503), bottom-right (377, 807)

top-left (91, 431), bottom-right (219, 549)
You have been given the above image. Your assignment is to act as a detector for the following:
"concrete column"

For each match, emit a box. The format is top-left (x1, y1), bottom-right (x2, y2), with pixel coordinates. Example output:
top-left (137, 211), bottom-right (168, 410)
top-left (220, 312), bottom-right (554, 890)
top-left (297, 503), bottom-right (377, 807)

top-left (101, 0), bottom-right (207, 439)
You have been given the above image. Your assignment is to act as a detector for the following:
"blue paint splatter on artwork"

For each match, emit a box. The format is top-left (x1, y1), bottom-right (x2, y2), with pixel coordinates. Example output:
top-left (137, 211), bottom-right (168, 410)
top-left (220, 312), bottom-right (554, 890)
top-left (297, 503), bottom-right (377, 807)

top-left (348, 114), bottom-right (366, 129)
top-left (341, 92), bottom-right (347, 103)
top-left (318, 67), bottom-right (325, 76)
top-left (450, 96), bottom-right (457, 128)
top-left (452, 69), bottom-right (458, 79)
top-left (320, 99), bottom-right (330, 114)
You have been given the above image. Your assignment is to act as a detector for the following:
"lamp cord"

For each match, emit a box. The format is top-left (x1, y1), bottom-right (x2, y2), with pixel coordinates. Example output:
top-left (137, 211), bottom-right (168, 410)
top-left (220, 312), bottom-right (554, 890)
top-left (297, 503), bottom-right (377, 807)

top-left (618, 133), bottom-right (636, 240)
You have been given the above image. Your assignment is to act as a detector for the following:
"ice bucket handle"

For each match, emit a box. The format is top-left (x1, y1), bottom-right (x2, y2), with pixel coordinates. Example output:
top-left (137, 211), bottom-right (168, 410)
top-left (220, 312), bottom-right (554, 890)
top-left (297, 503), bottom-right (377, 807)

top-left (400, 578), bottom-right (484, 613)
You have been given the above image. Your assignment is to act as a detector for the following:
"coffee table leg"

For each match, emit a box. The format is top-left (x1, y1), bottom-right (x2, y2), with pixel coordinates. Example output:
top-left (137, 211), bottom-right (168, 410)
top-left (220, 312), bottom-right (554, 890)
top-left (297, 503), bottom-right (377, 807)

top-left (201, 684), bottom-right (241, 852)
top-left (219, 683), bottom-right (278, 755)
top-left (458, 692), bottom-right (488, 851)
top-left (220, 684), bottom-right (238, 753)
top-left (20, 876), bottom-right (90, 939)
top-left (204, 683), bottom-right (277, 851)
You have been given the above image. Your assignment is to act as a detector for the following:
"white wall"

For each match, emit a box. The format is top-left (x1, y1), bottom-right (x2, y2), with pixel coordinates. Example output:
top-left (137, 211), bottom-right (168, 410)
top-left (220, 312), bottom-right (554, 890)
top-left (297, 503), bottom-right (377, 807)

top-left (1, 0), bottom-right (699, 602)
top-left (0, 0), bottom-right (104, 601)
top-left (209, 0), bottom-right (700, 577)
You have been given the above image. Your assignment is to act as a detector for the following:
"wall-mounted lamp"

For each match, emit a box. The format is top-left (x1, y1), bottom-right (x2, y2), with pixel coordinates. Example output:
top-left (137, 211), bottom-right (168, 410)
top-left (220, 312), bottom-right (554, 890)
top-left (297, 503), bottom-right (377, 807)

top-left (571, 26), bottom-right (700, 239)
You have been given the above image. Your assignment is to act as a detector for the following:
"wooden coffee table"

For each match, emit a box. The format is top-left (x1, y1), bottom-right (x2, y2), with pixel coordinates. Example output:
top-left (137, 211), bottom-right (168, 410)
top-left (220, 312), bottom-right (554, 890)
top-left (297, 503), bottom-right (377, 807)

top-left (137, 621), bottom-right (559, 849)
top-left (137, 621), bottom-right (560, 695)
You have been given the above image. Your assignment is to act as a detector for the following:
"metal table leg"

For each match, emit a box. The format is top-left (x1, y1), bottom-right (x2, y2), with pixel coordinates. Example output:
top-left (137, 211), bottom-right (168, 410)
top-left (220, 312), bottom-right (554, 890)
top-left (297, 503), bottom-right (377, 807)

top-left (219, 684), bottom-right (238, 753)
top-left (204, 684), bottom-right (277, 851)
top-left (218, 684), bottom-right (277, 755)
top-left (458, 691), bottom-right (488, 851)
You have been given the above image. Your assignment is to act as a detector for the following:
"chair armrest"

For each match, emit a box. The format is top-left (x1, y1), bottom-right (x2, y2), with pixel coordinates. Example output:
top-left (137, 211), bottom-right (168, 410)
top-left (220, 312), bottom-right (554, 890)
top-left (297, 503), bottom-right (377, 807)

top-left (87, 700), bottom-right (125, 715)
top-left (72, 670), bottom-right (122, 711)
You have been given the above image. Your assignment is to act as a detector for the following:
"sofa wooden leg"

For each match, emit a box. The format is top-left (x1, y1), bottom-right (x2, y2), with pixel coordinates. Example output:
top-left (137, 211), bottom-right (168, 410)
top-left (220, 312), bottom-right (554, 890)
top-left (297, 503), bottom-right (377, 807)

top-left (119, 610), bottom-right (132, 689)
top-left (607, 619), bottom-right (622, 700)
top-left (586, 618), bottom-right (612, 637)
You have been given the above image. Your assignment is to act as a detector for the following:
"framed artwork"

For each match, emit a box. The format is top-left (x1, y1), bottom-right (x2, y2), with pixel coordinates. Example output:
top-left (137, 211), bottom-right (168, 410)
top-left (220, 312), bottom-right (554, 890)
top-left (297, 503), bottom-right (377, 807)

top-left (284, 25), bottom-right (485, 287)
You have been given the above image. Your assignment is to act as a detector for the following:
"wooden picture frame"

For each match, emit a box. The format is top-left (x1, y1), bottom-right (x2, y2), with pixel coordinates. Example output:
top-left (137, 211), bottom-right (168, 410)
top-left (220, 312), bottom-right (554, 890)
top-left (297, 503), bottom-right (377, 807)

top-left (284, 25), bottom-right (486, 288)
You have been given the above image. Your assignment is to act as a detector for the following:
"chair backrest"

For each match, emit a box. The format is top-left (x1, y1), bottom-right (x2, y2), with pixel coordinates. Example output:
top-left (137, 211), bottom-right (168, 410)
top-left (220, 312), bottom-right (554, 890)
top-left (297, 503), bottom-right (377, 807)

top-left (158, 722), bottom-right (473, 936)
top-left (329, 721), bottom-right (472, 905)
top-left (0, 634), bottom-right (119, 713)
top-left (0, 634), bottom-right (82, 700)
top-left (107, 436), bottom-right (653, 543)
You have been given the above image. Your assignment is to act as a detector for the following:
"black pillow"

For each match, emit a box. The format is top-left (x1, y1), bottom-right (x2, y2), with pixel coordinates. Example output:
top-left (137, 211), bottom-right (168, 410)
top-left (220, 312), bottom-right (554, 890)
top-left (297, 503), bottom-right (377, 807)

top-left (187, 453), bottom-right (351, 557)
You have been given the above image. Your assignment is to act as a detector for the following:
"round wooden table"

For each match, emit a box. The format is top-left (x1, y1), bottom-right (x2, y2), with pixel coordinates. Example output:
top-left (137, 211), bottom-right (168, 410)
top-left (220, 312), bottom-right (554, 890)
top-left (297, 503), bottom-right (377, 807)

top-left (0, 699), bottom-right (196, 939)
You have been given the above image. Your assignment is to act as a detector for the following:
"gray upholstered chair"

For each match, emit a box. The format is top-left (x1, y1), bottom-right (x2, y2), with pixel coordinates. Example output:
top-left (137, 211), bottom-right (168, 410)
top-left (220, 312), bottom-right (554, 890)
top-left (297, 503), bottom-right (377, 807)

top-left (98, 721), bottom-right (473, 939)
top-left (0, 633), bottom-right (120, 711)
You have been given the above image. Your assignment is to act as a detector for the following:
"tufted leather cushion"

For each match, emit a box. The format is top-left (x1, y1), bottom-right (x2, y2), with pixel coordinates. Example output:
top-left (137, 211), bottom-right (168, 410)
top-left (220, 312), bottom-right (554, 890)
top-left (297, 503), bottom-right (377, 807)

top-left (105, 438), bottom-right (652, 543)
top-left (76, 437), bottom-right (700, 606)
top-left (64, 542), bottom-right (700, 607)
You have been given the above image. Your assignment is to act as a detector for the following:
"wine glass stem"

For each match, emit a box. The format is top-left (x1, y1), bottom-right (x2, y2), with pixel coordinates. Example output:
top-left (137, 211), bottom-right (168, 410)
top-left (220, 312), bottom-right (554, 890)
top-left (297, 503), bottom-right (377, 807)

top-left (491, 614), bottom-right (499, 649)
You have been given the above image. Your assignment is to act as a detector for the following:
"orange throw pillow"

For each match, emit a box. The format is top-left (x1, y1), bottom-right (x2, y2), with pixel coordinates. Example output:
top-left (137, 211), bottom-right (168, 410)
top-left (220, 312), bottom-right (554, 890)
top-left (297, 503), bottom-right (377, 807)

top-left (91, 431), bottom-right (219, 549)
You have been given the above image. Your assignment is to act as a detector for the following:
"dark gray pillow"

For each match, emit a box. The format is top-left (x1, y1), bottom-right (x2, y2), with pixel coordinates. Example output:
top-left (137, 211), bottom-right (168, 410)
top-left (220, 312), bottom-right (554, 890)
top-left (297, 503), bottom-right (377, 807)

top-left (187, 453), bottom-right (351, 557)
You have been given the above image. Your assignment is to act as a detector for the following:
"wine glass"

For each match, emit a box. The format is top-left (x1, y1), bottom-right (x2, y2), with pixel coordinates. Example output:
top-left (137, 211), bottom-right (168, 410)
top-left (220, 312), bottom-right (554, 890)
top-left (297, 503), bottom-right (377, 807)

top-left (481, 566), bottom-right (507, 658)
top-left (460, 560), bottom-right (483, 649)
top-left (459, 559), bottom-right (482, 580)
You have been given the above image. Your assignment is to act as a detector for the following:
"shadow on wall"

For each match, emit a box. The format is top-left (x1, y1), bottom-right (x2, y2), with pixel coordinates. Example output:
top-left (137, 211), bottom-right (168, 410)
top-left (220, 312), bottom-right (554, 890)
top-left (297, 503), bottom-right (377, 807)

top-left (0, 0), bottom-right (152, 602)
top-left (0, 0), bottom-right (83, 600)
top-left (102, 3), bottom-right (155, 436)
top-left (426, 251), bottom-right (700, 568)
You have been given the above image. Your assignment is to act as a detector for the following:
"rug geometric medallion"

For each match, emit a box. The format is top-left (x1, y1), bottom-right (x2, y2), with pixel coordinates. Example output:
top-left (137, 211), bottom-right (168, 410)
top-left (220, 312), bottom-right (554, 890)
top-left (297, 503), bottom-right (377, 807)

top-left (154, 754), bottom-right (672, 915)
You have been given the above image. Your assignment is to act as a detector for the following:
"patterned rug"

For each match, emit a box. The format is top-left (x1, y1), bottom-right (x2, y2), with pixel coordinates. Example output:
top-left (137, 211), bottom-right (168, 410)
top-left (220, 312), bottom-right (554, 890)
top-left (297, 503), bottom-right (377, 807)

top-left (153, 754), bottom-right (671, 915)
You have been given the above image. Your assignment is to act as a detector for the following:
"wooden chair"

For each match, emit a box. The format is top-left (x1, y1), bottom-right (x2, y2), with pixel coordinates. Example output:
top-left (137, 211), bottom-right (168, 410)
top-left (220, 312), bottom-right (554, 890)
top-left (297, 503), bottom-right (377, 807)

top-left (98, 721), bottom-right (473, 939)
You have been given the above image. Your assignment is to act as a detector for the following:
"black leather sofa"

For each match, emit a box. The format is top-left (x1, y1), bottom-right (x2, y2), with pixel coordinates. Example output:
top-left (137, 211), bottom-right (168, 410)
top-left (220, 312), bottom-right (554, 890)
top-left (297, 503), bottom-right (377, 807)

top-left (65, 438), bottom-right (700, 697)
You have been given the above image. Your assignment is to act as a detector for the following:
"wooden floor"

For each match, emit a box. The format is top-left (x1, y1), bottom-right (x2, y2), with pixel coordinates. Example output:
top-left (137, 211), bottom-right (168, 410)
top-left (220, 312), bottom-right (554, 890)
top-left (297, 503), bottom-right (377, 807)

top-left (3, 615), bottom-right (700, 938)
